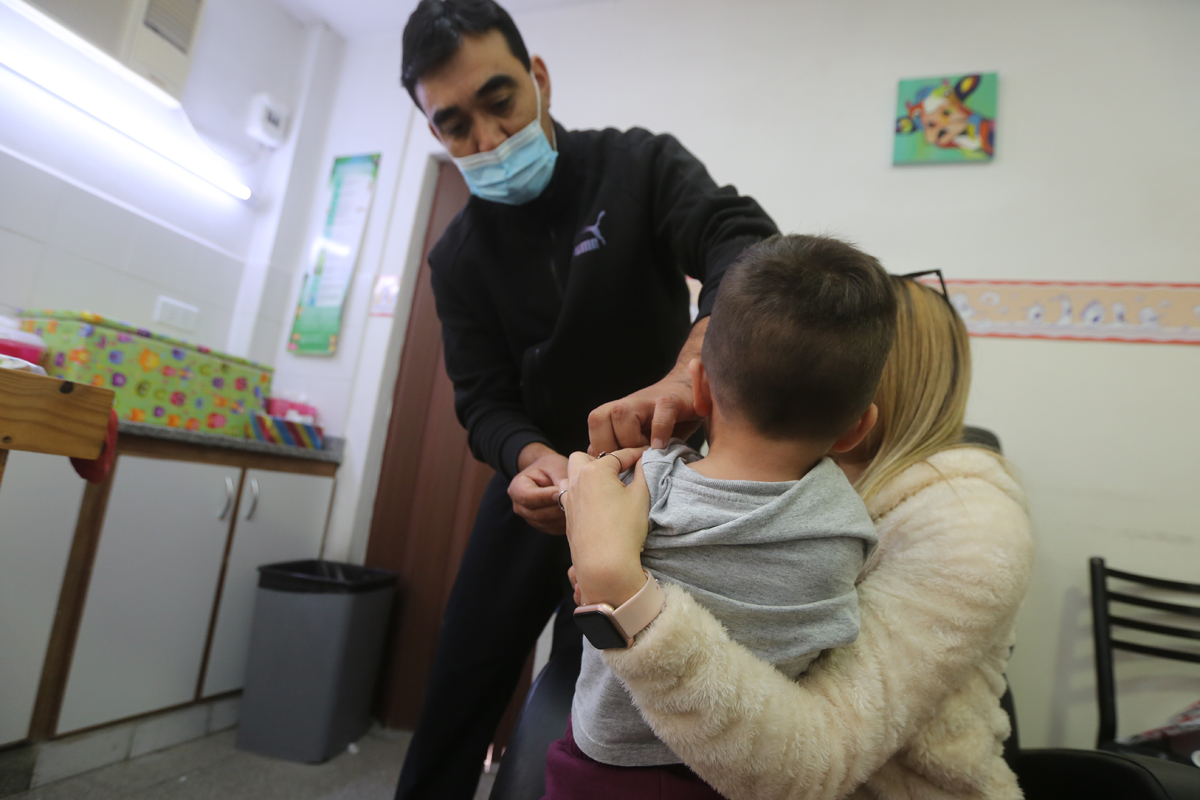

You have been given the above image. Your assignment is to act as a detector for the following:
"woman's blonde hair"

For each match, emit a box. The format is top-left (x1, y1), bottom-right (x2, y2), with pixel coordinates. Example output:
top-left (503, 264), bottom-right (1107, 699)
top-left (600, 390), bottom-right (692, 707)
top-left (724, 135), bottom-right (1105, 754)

top-left (854, 277), bottom-right (973, 504)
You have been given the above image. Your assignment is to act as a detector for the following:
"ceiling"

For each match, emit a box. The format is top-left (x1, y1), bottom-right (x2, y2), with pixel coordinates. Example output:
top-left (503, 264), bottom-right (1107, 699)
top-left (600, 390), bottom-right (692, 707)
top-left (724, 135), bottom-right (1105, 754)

top-left (274, 0), bottom-right (607, 40)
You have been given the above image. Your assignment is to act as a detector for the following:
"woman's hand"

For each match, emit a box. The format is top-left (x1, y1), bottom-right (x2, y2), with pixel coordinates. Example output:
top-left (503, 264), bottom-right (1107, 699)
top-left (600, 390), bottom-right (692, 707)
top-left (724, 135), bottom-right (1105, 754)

top-left (560, 447), bottom-right (650, 607)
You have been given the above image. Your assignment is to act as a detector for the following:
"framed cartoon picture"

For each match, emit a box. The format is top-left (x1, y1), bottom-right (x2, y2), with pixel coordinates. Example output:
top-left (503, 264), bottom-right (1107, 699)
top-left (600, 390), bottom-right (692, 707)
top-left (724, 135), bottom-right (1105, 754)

top-left (894, 73), bottom-right (997, 164)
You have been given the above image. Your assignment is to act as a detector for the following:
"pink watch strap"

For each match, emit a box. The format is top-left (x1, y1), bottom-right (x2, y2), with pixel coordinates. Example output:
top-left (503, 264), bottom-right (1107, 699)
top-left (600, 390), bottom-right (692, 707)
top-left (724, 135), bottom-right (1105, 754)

top-left (611, 569), bottom-right (666, 641)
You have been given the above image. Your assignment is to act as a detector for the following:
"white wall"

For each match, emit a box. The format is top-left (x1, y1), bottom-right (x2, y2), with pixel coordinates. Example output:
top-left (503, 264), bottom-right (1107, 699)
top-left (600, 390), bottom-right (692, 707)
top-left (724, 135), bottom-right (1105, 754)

top-left (0, 0), bottom-right (332, 355)
top-left (185, 0), bottom-right (313, 170)
top-left (0, 147), bottom-right (247, 347)
top-left (235, 25), bottom-right (346, 364)
top-left (265, 32), bottom-right (416, 560)
top-left (496, 0), bottom-right (1200, 749)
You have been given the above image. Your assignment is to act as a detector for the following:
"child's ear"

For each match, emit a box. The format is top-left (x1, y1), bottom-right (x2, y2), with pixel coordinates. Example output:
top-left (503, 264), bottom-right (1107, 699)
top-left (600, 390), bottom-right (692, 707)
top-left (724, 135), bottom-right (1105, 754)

top-left (689, 358), bottom-right (713, 418)
top-left (829, 404), bottom-right (878, 454)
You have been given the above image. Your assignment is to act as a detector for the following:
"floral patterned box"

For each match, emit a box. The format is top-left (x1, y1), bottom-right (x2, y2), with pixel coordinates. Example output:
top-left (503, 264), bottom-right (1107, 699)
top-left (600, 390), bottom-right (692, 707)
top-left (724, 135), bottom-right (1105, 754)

top-left (19, 311), bottom-right (272, 438)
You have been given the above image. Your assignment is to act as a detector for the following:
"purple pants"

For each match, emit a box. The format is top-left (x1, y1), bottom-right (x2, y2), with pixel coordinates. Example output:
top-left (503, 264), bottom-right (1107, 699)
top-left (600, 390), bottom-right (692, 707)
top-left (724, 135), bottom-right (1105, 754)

top-left (543, 717), bottom-right (727, 800)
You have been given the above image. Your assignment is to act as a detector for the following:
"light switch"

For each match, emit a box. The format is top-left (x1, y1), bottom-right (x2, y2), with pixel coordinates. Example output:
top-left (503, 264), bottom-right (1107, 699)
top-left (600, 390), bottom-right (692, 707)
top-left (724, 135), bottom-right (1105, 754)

top-left (247, 93), bottom-right (289, 149)
top-left (154, 296), bottom-right (199, 332)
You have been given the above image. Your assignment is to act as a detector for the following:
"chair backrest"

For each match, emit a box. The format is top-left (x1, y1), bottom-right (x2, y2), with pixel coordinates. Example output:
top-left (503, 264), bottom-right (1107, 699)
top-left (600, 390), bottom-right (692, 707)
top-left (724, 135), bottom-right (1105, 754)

top-left (1089, 557), bottom-right (1200, 748)
top-left (962, 425), bottom-right (1002, 453)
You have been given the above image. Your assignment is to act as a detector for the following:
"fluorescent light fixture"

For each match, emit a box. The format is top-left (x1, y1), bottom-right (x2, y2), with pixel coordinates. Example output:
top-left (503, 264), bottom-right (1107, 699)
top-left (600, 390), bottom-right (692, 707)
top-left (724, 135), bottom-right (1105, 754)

top-left (0, 0), bottom-right (252, 200)
top-left (0, 0), bottom-right (180, 110)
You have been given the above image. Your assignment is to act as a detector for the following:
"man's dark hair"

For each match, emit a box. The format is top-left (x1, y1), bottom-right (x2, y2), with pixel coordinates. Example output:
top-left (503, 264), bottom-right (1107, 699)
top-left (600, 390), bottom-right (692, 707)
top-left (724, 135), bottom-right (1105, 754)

top-left (702, 234), bottom-right (897, 441)
top-left (401, 0), bottom-right (531, 109)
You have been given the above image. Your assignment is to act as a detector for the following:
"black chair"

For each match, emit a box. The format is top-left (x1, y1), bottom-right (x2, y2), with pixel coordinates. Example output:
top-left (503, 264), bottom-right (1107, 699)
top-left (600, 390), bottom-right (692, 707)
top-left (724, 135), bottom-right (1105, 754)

top-left (1000, 681), bottom-right (1200, 800)
top-left (487, 635), bottom-right (581, 800)
top-left (1013, 748), bottom-right (1200, 800)
top-left (1089, 556), bottom-right (1200, 765)
top-left (489, 429), bottom-right (1200, 799)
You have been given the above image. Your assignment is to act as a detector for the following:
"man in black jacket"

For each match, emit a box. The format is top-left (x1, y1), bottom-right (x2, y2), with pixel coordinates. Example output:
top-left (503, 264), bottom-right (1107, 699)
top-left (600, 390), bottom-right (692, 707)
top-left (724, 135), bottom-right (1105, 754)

top-left (394, 2), bottom-right (778, 798)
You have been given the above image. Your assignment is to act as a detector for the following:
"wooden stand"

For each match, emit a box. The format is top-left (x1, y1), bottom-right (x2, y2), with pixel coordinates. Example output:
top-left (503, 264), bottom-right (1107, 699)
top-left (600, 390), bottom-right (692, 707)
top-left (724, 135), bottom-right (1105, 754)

top-left (0, 368), bottom-right (114, 465)
top-left (0, 369), bottom-right (114, 747)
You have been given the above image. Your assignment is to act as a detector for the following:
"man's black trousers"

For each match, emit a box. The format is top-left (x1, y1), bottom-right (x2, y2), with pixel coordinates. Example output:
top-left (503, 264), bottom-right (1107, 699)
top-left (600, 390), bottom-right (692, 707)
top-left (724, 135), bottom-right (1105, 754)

top-left (394, 471), bottom-right (582, 800)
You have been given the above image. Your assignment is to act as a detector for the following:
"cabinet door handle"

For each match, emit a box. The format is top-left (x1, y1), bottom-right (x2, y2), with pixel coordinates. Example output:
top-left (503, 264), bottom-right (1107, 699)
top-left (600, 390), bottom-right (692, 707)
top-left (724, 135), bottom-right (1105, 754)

top-left (218, 476), bottom-right (234, 520)
top-left (245, 478), bottom-right (260, 521)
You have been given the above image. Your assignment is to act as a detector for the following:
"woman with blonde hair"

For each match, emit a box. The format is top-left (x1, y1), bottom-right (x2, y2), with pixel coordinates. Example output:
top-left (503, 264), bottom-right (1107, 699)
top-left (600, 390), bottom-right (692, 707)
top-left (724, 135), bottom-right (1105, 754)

top-left (561, 273), bottom-right (1035, 800)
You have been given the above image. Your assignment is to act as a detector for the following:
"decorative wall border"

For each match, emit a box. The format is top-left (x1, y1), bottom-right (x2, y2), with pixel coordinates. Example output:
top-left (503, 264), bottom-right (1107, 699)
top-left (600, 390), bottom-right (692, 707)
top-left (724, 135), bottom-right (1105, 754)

top-left (940, 280), bottom-right (1200, 345)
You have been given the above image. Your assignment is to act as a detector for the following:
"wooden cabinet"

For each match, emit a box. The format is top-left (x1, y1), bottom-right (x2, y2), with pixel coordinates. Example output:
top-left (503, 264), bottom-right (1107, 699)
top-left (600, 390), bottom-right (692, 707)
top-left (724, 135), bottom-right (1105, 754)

top-left (201, 470), bottom-right (334, 697)
top-left (7, 430), bottom-right (341, 743)
top-left (56, 458), bottom-right (238, 734)
top-left (0, 453), bottom-right (87, 746)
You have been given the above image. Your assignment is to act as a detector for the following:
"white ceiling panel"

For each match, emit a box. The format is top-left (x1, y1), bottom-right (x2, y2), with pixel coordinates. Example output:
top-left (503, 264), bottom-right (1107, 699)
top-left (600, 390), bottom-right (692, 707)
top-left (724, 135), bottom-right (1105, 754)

top-left (273, 0), bottom-right (608, 40)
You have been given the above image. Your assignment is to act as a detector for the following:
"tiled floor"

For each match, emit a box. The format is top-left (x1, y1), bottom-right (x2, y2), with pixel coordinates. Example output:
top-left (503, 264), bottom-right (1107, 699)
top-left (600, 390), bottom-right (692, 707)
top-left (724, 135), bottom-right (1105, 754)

top-left (8, 729), bottom-right (497, 800)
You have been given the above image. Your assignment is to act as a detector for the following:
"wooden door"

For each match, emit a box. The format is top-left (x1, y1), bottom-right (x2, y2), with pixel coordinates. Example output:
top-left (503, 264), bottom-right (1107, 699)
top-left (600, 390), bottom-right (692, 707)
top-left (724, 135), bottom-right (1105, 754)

top-left (365, 162), bottom-right (532, 740)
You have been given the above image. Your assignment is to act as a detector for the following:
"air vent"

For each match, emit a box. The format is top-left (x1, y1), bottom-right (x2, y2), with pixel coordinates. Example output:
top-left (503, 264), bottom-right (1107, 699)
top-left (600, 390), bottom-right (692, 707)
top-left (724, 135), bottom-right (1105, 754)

top-left (17, 0), bottom-right (204, 100)
top-left (143, 0), bottom-right (200, 54)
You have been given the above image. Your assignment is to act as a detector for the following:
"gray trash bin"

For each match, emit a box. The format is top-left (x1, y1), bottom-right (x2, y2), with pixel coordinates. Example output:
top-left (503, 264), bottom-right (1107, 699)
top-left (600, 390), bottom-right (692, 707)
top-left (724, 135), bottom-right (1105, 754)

top-left (235, 559), bottom-right (398, 763)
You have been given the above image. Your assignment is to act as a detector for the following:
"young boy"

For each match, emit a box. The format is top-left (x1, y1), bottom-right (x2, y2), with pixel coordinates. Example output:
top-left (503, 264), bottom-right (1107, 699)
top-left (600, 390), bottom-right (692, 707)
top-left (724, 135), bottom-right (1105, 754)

top-left (545, 234), bottom-right (898, 796)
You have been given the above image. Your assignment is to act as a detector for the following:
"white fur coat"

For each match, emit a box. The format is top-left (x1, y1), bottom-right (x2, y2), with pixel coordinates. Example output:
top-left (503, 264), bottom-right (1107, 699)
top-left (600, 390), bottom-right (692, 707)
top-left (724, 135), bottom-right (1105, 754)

top-left (604, 447), bottom-right (1035, 800)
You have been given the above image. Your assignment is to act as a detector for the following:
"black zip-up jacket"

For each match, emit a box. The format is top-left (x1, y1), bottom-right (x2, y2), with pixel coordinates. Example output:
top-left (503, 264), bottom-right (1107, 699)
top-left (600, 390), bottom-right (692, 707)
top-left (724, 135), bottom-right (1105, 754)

top-left (429, 122), bottom-right (779, 479)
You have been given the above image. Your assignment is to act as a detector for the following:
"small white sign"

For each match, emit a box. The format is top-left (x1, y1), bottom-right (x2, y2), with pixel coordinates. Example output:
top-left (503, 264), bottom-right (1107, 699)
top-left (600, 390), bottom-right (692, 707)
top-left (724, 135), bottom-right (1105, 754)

top-left (370, 275), bottom-right (401, 317)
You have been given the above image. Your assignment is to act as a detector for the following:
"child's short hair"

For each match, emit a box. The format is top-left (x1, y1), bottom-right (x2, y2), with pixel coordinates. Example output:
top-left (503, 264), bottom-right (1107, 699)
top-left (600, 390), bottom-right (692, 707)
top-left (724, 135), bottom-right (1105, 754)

top-left (702, 234), bottom-right (897, 441)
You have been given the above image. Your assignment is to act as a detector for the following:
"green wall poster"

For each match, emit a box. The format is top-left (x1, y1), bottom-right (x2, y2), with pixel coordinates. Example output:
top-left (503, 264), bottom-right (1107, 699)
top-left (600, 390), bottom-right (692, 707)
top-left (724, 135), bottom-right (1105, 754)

top-left (289, 154), bottom-right (381, 355)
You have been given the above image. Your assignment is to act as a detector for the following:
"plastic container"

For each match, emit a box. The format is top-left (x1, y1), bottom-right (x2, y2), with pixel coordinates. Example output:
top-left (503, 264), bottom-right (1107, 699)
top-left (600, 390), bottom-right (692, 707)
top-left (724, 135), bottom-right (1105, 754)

top-left (235, 560), bottom-right (398, 763)
top-left (266, 397), bottom-right (320, 425)
top-left (246, 413), bottom-right (324, 449)
top-left (0, 326), bottom-right (47, 364)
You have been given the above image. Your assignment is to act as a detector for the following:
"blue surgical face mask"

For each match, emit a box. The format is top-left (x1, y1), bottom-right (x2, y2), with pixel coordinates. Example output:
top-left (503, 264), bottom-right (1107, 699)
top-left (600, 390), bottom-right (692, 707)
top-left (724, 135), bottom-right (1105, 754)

top-left (452, 72), bottom-right (558, 205)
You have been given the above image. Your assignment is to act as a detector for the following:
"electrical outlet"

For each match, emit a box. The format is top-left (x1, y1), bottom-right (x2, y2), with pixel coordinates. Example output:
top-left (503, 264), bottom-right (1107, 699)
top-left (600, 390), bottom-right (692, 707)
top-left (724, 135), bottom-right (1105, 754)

top-left (154, 296), bottom-right (199, 332)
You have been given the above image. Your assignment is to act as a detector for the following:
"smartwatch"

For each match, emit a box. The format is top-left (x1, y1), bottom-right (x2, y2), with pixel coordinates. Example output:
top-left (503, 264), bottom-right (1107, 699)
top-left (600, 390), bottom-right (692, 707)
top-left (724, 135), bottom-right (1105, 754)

top-left (573, 569), bottom-right (666, 650)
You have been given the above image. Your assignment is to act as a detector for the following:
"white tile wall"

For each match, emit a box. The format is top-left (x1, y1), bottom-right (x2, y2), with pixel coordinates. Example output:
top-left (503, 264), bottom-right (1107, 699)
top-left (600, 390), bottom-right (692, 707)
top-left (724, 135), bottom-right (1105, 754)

top-left (256, 265), bottom-right (295, 324)
top-left (48, 188), bottom-right (137, 268)
top-left (117, 274), bottom-right (174, 325)
top-left (0, 228), bottom-right (42, 311)
top-left (0, 150), bottom-right (250, 351)
top-left (248, 317), bottom-right (284, 367)
top-left (30, 249), bottom-right (123, 314)
top-left (0, 154), bottom-right (62, 242)
top-left (245, 265), bottom-right (296, 365)
top-left (124, 218), bottom-right (202, 290)
top-left (190, 248), bottom-right (247, 313)
top-left (193, 306), bottom-right (235, 350)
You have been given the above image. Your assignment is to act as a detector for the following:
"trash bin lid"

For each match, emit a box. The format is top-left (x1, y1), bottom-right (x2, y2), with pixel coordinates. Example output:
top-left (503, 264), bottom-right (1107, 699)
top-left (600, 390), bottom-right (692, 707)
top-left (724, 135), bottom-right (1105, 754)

top-left (257, 559), bottom-right (399, 594)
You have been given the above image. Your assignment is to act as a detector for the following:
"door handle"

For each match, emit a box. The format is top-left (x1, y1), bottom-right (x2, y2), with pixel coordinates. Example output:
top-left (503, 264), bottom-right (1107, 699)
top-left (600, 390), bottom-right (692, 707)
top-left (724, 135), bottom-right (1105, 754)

top-left (245, 478), bottom-right (260, 521)
top-left (218, 476), bottom-right (234, 520)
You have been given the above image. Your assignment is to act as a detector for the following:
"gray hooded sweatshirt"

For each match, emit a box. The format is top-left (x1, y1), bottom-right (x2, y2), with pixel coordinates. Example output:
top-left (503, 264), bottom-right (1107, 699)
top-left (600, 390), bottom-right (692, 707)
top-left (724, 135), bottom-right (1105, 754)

top-left (570, 441), bottom-right (878, 767)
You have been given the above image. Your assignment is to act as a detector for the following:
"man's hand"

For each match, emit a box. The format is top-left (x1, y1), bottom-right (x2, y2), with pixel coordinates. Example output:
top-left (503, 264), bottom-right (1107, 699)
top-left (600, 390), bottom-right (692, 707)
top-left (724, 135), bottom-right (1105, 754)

top-left (508, 442), bottom-right (569, 535)
top-left (588, 318), bottom-right (708, 454)
top-left (587, 372), bottom-right (699, 455)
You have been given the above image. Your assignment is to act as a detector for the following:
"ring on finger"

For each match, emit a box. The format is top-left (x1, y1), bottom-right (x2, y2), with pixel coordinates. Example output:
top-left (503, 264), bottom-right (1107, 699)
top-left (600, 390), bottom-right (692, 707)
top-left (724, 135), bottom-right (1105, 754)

top-left (556, 488), bottom-right (568, 511)
top-left (597, 451), bottom-right (623, 469)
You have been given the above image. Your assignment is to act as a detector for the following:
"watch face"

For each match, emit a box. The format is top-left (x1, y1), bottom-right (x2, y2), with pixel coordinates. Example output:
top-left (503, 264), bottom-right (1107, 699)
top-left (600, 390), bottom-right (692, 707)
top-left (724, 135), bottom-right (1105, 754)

top-left (574, 609), bottom-right (629, 650)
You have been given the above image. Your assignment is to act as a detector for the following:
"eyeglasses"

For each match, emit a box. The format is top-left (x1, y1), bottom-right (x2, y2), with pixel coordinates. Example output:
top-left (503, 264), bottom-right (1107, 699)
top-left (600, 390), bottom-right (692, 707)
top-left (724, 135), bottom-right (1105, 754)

top-left (896, 269), bottom-right (952, 306)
